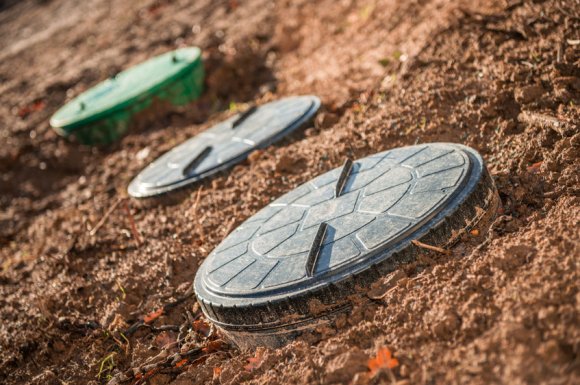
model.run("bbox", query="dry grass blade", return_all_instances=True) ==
[411,239,451,255]
[89,197,126,236]
[123,200,142,245]
[191,186,204,215]
[518,111,576,136]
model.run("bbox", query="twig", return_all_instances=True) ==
[123,200,142,245]
[89,198,126,236]
[191,186,203,215]
[65,234,79,255]
[133,347,205,384]
[223,218,236,236]
[518,111,576,136]
[124,290,195,336]
[411,240,451,255]
[150,324,181,332]
[164,253,173,280]
[505,1,524,12]
[387,367,397,383]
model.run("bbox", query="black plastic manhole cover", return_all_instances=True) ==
[128,95,321,197]
[194,143,499,348]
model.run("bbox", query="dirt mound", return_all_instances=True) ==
[0,0,578,384]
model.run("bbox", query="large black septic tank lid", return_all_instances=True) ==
[194,143,499,348]
[128,95,320,197]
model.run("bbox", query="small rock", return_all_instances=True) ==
[351,372,371,385]
[513,186,527,201]
[274,154,306,173]
[432,311,460,339]
[31,370,59,385]
[211,178,224,190]
[499,120,518,135]
[316,112,340,128]
[514,85,544,104]
[247,149,264,164]
[275,154,293,172]
[495,244,536,270]
[52,339,66,352]
[399,364,410,378]
[367,270,407,299]
[553,76,580,91]
[154,331,177,349]
[219,364,237,384]
[136,147,151,161]
[325,349,368,384]
[538,339,572,365]
[149,373,172,385]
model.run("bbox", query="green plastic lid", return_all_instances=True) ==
[50,47,203,135]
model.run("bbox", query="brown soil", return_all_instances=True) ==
[1,0,578,384]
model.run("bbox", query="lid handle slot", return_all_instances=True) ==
[231,105,258,129]
[306,222,329,277]
[182,146,212,176]
[334,158,353,197]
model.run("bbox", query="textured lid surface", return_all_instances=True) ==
[50,47,202,130]
[128,95,321,197]
[195,143,487,308]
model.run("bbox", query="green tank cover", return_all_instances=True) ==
[50,47,204,145]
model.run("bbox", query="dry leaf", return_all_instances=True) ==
[193,319,211,337]
[17,100,46,118]
[175,358,188,368]
[244,351,264,372]
[144,308,164,324]
[368,347,399,376]
[527,161,542,174]
[202,340,223,353]
[154,331,176,349]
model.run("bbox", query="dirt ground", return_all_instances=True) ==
[0,0,579,384]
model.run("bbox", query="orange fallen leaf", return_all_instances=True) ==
[17,100,46,118]
[143,308,163,324]
[175,358,188,368]
[213,367,222,380]
[368,347,399,376]
[202,340,223,353]
[244,351,264,372]
[135,368,158,382]
[146,3,164,15]
[32,100,46,111]
[144,368,158,380]
[470,229,480,236]
[527,161,542,174]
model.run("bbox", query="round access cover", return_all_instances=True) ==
[128,95,321,198]
[50,47,204,145]
[194,143,499,348]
